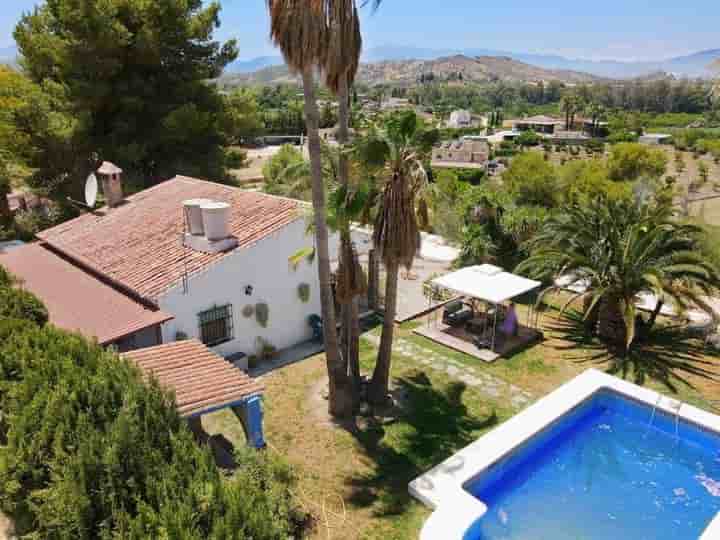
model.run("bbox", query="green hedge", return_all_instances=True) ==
[0,287,48,326]
[0,266,303,539]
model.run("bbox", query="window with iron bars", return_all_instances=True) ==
[198,304,234,346]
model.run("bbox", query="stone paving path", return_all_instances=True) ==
[363,333,534,409]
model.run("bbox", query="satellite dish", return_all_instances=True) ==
[84,173,98,208]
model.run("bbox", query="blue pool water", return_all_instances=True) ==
[464,390,720,540]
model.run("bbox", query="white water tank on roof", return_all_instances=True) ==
[183,199,213,235]
[201,201,231,241]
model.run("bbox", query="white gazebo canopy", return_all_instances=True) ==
[432,264,541,304]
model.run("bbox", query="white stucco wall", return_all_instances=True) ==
[158,219,322,359]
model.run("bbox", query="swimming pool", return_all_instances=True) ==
[410,370,720,540]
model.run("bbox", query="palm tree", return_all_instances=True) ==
[586,101,606,137]
[266,0,352,417]
[356,111,439,405]
[560,92,581,131]
[322,0,365,407]
[518,197,720,352]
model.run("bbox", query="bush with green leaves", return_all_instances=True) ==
[0,269,303,538]
[516,129,541,147]
[502,152,558,207]
[225,148,248,169]
[607,143,667,182]
[0,287,48,326]
[607,130,639,144]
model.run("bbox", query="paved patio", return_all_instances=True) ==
[414,321,543,363]
[246,339,325,377]
[394,257,455,323]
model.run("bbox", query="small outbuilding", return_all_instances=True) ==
[123,339,266,449]
[639,133,672,145]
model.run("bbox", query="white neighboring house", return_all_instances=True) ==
[34,171,324,368]
[447,110,472,128]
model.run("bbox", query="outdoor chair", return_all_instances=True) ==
[308,314,323,342]
[443,300,473,327]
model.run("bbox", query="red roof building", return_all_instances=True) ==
[0,243,172,348]
[123,339,263,417]
[7,174,320,362]
[38,176,300,303]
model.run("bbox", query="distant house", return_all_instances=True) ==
[1,166,325,366]
[381,97,412,111]
[431,139,490,170]
[510,115,564,135]
[447,110,472,128]
[578,118,610,138]
[446,110,488,129]
[639,133,673,145]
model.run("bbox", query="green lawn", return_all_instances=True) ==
[204,308,720,539]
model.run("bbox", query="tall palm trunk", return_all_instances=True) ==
[301,68,353,418]
[369,259,398,405]
[367,249,379,310]
[336,73,362,408]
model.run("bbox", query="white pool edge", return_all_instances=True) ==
[408,368,720,540]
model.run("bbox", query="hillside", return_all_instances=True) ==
[225,46,720,79]
[222,54,603,87]
[359,55,602,85]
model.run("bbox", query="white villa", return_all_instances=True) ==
[1,166,328,367]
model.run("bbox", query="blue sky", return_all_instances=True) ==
[2,0,718,61]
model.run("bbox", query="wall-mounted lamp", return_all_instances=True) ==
[245,285,254,296]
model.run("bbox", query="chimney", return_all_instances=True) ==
[97,161,124,208]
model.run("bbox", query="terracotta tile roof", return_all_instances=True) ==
[37,176,300,303]
[123,339,263,417]
[0,243,173,344]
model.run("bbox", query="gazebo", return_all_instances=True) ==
[416,264,542,362]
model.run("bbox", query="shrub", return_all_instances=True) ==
[12,204,64,242]
[607,143,667,181]
[255,337,277,360]
[0,322,302,539]
[495,140,517,157]
[502,152,558,207]
[516,130,541,147]
[225,148,248,169]
[0,286,48,326]
[585,139,605,154]
[607,130,639,144]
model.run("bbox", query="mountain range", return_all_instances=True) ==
[4,42,718,80]
[223,54,604,87]
[228,45,720,79]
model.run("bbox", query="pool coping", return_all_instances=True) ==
[408,368,720,540]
